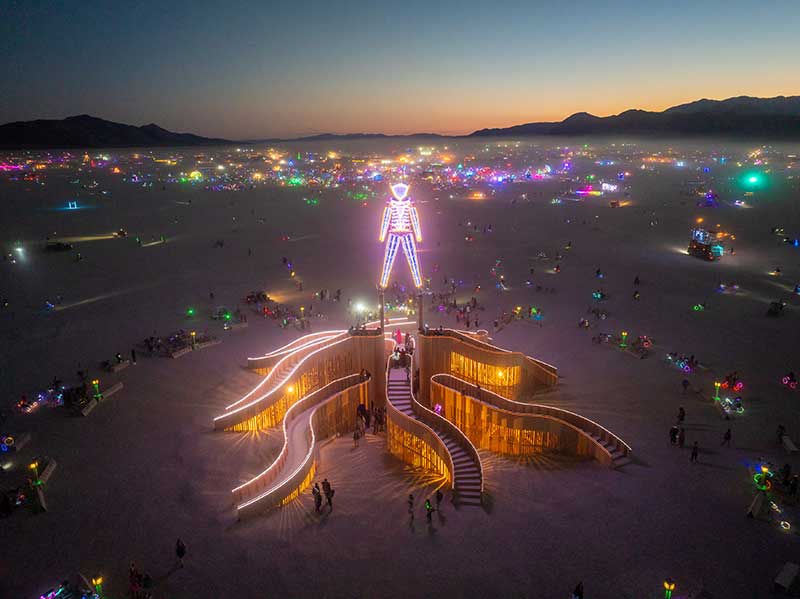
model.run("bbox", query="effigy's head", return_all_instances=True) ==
[390,183,410,201]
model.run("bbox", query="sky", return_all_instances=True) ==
[1,0,799,139]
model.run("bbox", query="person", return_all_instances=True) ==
[323,480,334,510]
[436,489,443,510]
[681,379,689,394]
[408,494,414,519]
[353,428,360,448]
[175,538,187,568]
[131,348,137,365]
[721,428,732,447]
[632,290,640,300]
[425,498,434,522]
[313,483,322,513]
[678,427,685,449]
[669,425,679,446]
[777,424,786,444]
[573,581,584,599]
[690,441,699,463]
[633,275,640,286]
[780,463,792,486]
[115,352,123,364]
[129,562,142,598]
[678,406,686,422]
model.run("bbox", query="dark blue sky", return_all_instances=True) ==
[2,0,798,138]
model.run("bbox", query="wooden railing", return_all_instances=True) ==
[431,373,631,458]
[245,331,348,375]
[383,354,455,486]
[408,357,484,496]
[234,374,368,515]
[214,335,360,430]
[419,329,558,398]
[246,330,346,371]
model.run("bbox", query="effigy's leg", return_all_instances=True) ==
[401,234,422,288]
[380,234,401,288]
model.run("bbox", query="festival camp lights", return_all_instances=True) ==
[754,463,772,491]
[574,186,603,197]
[741,171,766,188]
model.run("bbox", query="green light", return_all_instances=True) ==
[187,307,195,317]
[741,171,765,188]
[287,176,304,186]
[224,312,232,320]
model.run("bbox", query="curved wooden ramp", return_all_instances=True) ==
[234,374,369,518]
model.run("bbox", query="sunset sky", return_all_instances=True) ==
[2,0,799,139]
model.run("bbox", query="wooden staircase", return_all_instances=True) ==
[387,367,483,506]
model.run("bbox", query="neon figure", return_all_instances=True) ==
[379,183,422,288]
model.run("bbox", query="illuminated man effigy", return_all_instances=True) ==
[379,183,422,288]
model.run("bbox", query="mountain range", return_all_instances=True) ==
[469,96,800,138]
[0,114,230,149]
[2,96,800,148]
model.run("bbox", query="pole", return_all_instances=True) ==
[379,289,385,332]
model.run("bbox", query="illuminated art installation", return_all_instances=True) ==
[379,183,422,288]
[212,195,632,518]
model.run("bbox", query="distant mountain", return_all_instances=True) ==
[4,96,800,147]
[469,96,800,138]
[0,115,231,149]
[253,132,446,143]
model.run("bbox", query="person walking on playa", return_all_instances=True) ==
[175,538,187,568]
[721,428,732,447]
[682,379,689,394]
[408,494,415,519]
[678,427,685,449]
[690,441,699,463]
[313,483,322,513]
[435,489,443,511]
[425,498,434,522]
[322,479,334,510]
[131,348,137,365]
[325,485,335,510]
[678,406,686,423]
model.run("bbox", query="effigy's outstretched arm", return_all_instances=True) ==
[410,206,422,242]
[379,205,391,242]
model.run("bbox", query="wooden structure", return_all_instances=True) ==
[215,321,631,517]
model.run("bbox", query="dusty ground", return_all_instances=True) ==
[1,139,799,598]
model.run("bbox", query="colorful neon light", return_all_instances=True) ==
[379,183,422,288]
